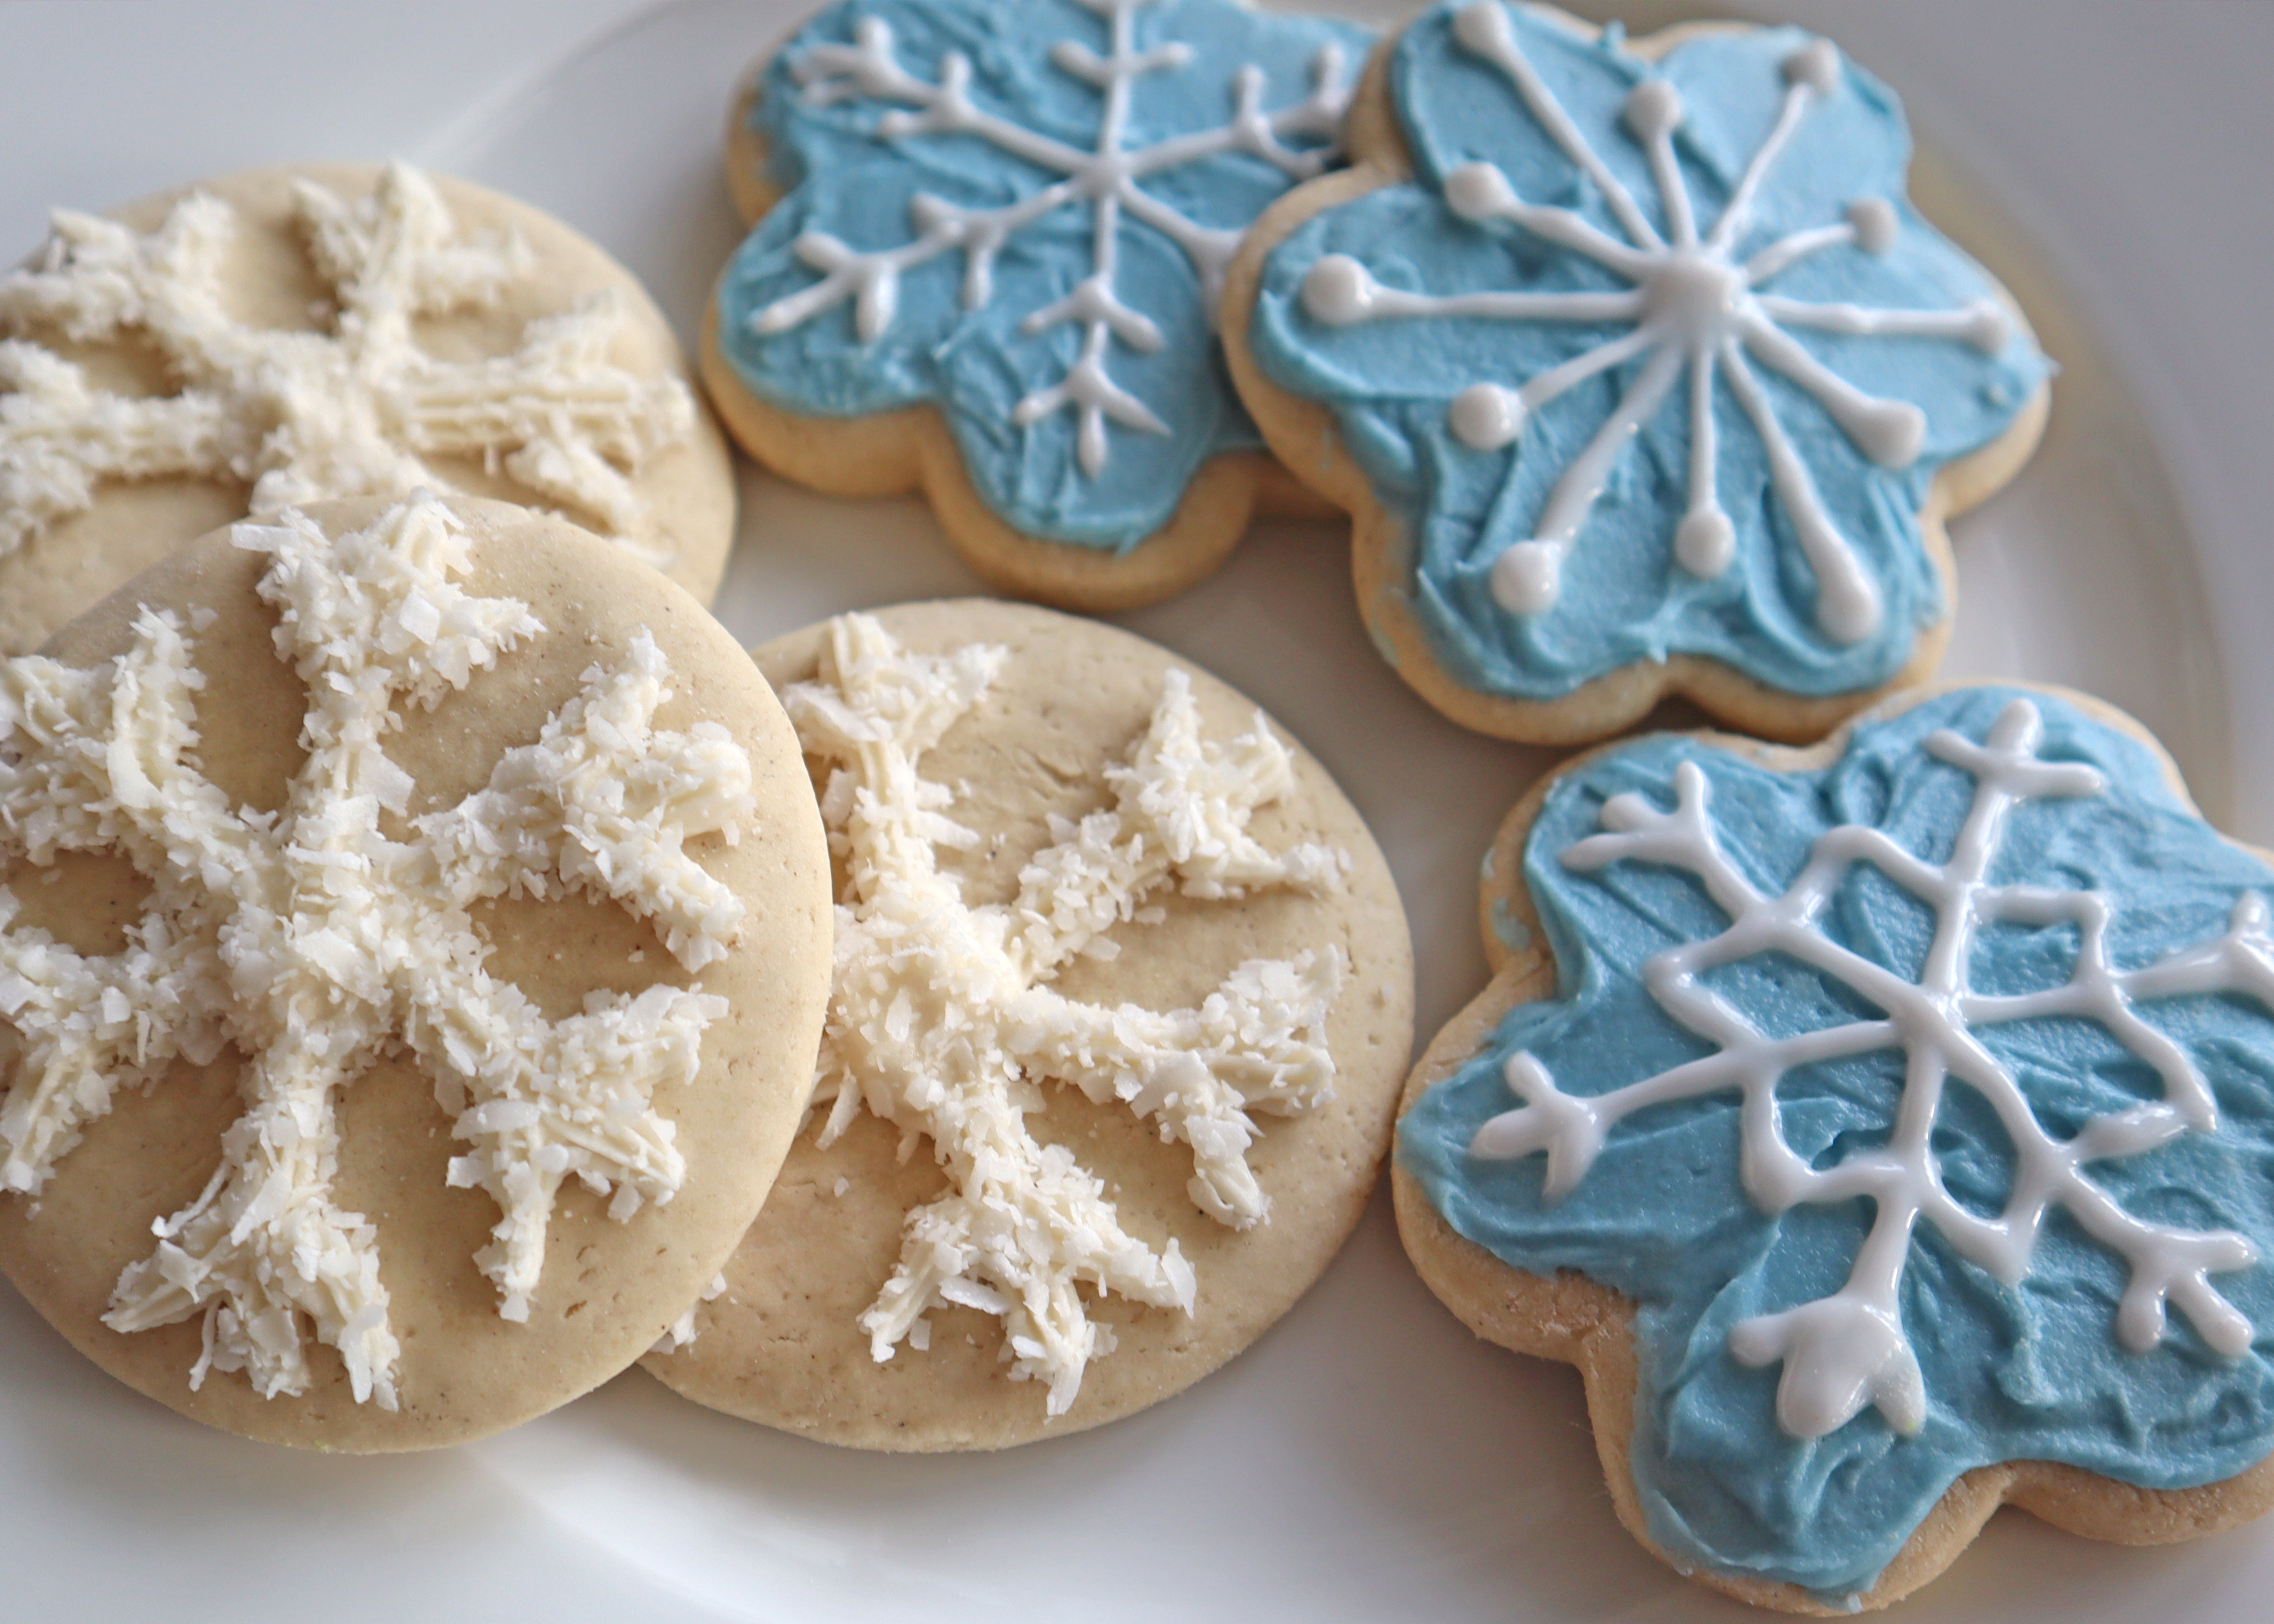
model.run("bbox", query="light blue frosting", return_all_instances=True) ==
[1248,3,2050,701]
[1400,688,2274,1598]
[718,0,1371,552]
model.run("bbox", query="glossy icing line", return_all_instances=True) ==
[1302,2,2004,640]
[1473,697,2265,1439]
[722,0,1367,549]
[758,0,1347,475]
[1246,3,2047,702]
[1399,687,2274,1595]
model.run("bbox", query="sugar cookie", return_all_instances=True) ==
[1227,2,2049,744]
[0,494,830,1449]
[647,599,1412,1447]
[705,0,1368,610]
[1397,683,2274,1610]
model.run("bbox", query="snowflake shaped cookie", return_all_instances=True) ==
[1399,687,2274,1604]
[0,496,756,1416]
[711,0,1368,601]
[0,162,713,649]
[1238,2,2048,741]
[775,612,1347,1415]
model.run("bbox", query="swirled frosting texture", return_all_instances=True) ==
[1249,3,2048,701]
[1401,688,2274,1598]
[719,0,1369,552]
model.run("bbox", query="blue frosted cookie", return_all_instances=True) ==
[1395,684,2274,1610]
[707,0,1371,609]
[1227,2,2049,743]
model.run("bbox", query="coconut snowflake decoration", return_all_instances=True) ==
[0,162,697,572]
[1399,687,2274,1596]
[0,495,754,1410]
[716,0,1368,550]
[1244,1,2048,712]
[781,612,1346,1413]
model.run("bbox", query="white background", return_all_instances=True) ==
[2,2,2272,1619]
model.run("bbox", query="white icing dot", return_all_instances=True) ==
[1303,7,2034,673]
[1300,254,1377,325]
[1816,565,1882,645]
[1444,160,1516,222]
[1846,197,1898,255]
[1962,300,2012,354]
[1674,508,1735,578]
[1623,79,1683,143]
[1851,399,1927,470]
[1490,540,1562,615]
[1783,39,1841,94]
[1452,0,1514,58]
[1448,382,1528,450]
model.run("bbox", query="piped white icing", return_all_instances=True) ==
[0,162,696,569]
[757,0,1352,476]
[1299,1,2012,641]
[784,612,1346,1414]
[1470,698,2268,1439]
[0,494,753,1407]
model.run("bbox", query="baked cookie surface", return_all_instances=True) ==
[0,162,736,655]
[0,494,832,1450]
[1396,683,2274,1610]
[645,599,1413,1447]
[706,0,1368,610]
[1228,2,2049,744]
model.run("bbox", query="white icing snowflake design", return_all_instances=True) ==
[0,162,695,569]
[785,613,1346,1414]
[0,496,752,1408]
[753,0,1353,476]
[1299,0,2012,639]
[1472,698,2272,1439]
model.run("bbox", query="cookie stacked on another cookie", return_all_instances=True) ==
[647,600,1414,1446]
[7,11,2259,1620]
[1226,0,2049,744]
[0,493,833,1448]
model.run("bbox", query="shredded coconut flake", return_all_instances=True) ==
[649,1270,730,1355]
[786,613,1346,1416]
[0,493,753,1408]
[0,162,696,569]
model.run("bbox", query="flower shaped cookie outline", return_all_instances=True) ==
[1245,2,2048,712]
[717,0,1368,555]
[1399,687,2274,1597]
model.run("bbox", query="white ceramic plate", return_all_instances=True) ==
[3,3,2272,1619]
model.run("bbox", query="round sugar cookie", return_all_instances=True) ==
[1224,1,2051,745]
[1394,682,2274,1612]
[702,0,1367,612]
[0,161,737,655]
[0,493,832,1451]
[645,599,1414,1448]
